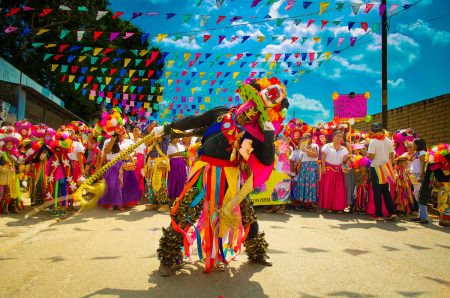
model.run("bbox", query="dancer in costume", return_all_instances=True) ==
[97,109,141,211]
[25,124,54,206]
[45,129,77,214]
[157,77,289,276]
[0,126,23,213]
[66,122,88,187]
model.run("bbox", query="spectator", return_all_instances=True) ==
[319,130,348,213]
[367,123,397,221]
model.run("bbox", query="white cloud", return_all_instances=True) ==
[154,36,201,50]
[376,78,406,89]
[331,56,380,75]
[399,20,450,46]
[268,0,288,19]
[214,24,265,49]
[352,54,364,61]
[366,32,420,72]
[287,93,330,124]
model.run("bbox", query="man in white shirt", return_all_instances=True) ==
[367,123,397,221]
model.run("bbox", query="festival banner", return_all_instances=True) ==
[250,171,291,206]
[332,92,370,120]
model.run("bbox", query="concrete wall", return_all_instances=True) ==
[0,81,81,128]
[353,94,450,145]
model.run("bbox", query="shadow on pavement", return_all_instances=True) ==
[82,262,268,298]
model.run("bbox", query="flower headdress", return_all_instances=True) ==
[0,126,22,148]
[97,107,126,136]
[428,144,450,170]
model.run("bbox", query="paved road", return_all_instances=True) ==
[1,205,449,298]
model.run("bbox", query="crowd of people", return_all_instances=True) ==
[0,109,448,226]
[0,109,196,216]
[275,118,450,225]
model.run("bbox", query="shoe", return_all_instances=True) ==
[388,214,398,221]
[419,219,429,224]
[371,216,384,221]
[157,204,170,213]
[145,204,159,211]
[158,264,173,277]
[410,217,421,222]
[250,257,273,266]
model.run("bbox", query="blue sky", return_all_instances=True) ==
[109,0,450,125]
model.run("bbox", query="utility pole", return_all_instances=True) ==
[381,0,388,129]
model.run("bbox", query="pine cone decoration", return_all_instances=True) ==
[243,232,269,261]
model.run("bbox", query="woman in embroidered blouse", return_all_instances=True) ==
[318,130,348,212]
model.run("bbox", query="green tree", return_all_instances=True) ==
[1,0,163,122]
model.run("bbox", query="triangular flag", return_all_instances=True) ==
[379,4,386,16]
[60,29,70,39]
[350,37,357,46]
[338,37,344,47]
[216,0,226,8]
[241,36,251,43]
[336,2,345,11]
[291,36,299,43]
[93,31,103,41]
[141,33,150,45]
[108,32,119,42]
[183,14,192,23]
[303,1,312,9]
[360,22,369,32]
[203,35,212,42]
[351,3,362,15]
[77,31,85,41]
[39,9,53,17]
[321,20,328,30]
[285,0,296,11]
[132,12,143,19]
[44,54,53,61]
[364,4,374,13]
[257,36,266,42]
[371,23,380,34]
[123,32,134,39]
[6,7,21,16]
[251,0,262,7]
[390,4,399,15]
[200,15,210,27]
[96,11,108,20]
[112,12,124,19]
[319,2,330,15]
[166,13,176,19]
[348,22,355,30]
[37,29,50,36]
[307,19,315,28]
[327,36,334,47]
[157,34,168,43]
[93,48,103,56]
